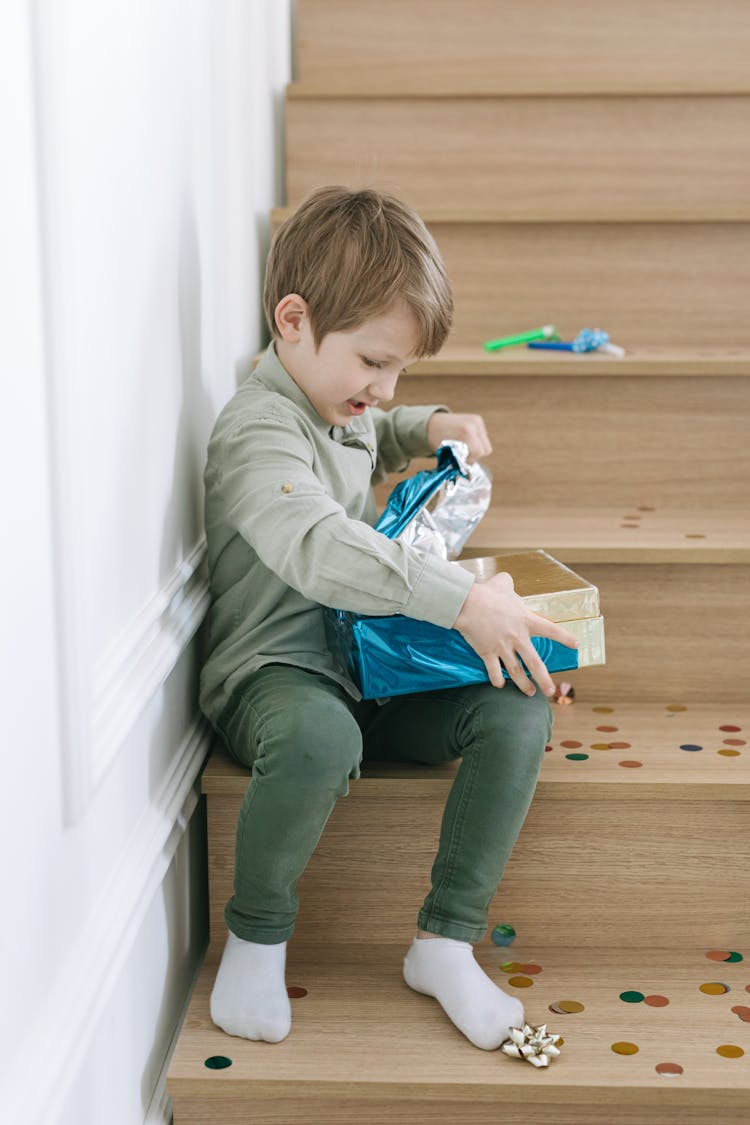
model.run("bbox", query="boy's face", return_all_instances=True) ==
[275,297,421,428]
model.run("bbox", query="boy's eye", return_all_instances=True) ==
[361,356,383,369]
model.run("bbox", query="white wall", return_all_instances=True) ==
[0,2,291,1121]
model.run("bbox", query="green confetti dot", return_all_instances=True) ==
[565,753,589,761]
[491,923,516,946]
[204,1056,232,1069]
[726,952,744,963]
[620,990,645,1003]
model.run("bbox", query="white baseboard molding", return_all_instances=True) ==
[0,715,213,1125]
[92,539,210,793]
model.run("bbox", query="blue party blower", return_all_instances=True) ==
[325,445,605,699]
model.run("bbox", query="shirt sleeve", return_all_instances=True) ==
[370,404,449,484]
[213,409,474,628]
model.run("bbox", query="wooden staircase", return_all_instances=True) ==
[168,2,750,1120]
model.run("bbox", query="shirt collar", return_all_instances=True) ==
[252,340,372,442]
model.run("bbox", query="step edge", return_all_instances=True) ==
[272,206,750,225]
[287,84,750,100]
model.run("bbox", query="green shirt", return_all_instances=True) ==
[199,341,475,724]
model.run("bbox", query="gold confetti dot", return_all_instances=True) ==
[508,975,534,988]
[718,749,741,757]
[612,1042,639,1055]
[590,742,612,750]
[500,961,524,973]
[592,706,615,714]
[666,704,687,712]
[716,1045,744,1058]
[557,1000,585,1013]
[700,982,730,995]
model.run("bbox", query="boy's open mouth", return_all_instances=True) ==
[346,399,368,416]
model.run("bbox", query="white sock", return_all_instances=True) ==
[403,936,524,1050]
[209,931,291,1043]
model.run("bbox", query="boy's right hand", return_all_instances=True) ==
[454,572,580,697]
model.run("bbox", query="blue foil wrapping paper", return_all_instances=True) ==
[324,442,586,700]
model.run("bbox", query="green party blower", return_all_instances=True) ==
[484,325,559,351]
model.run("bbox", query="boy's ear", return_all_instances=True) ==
[275,293,309,341]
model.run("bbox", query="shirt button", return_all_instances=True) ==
[281,481,293,494]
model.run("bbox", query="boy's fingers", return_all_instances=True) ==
[484,656,506,689]
[530,614,579,650]
[499,649,536,697]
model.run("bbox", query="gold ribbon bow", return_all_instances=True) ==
[501,1023,562,1068]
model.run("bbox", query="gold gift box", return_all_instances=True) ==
[457,549,606,668]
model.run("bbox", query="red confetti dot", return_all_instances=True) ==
[619,760,643,768]
[545,744,554,752]
[719,725,742,732]
[596,726,618,732]
[520,964,543,975]
[644,995,670,1007]
[287,986,308,998]
[561,740,583,748]
[706,950,732,961]
[731,1005,750,1022]
[609,742,631,749]
[656,1062,683,1076]
[723,739,746,746]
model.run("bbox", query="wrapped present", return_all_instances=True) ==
[324,444,605,699]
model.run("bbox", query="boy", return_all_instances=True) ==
[200,186,578,1051]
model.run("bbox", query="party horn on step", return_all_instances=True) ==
[528,328,626,357]
[484,325,559,351]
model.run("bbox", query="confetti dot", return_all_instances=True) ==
[706,950,733,962]
[592,706,614,714]
[565,753,589,761]
[731,1005,750,1021]
[596,726,619,732]
[609,741,632,749]
[667,705,687,712]
[545,744,554,752]
[491,923,516,946]
[638,506,655,512]
[685,534,706,539]
[717,1045,745,1058]
[620,991,645,1003]
[500,961,524,973]
[718,749,741,757]
[655,1062,683,1076]
[287,986,308,998]
[621,523,639,529]
[590,742,611,751]
[700,982,730,995]
[644,995,670,1007]
[723,738,746,746]
[624,515,642,521]
[550,1000,585,1014]
[520,964,543,975]
[561,740,583,748]
[508,975,534,988]
[619,760,643,768]
[725,952,744,963]
[204,1056,233,1069]
[720,725,742,732]
[680,744,703,752]
[612,1042,639,1055]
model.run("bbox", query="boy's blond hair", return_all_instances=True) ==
[264,186,453,356]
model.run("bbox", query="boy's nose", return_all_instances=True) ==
[371,373,398,403]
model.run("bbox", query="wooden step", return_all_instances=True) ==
[286,93,750,216]
[167,942,750,1123]
[382,369,750,509]
[202,703,749,952]
[419,221,750,348]
[270,213,750,347]
[296,0,750,96]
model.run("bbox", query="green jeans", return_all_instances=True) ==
[213,664,553,944]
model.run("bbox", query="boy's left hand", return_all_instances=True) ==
[427,411,493,462]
